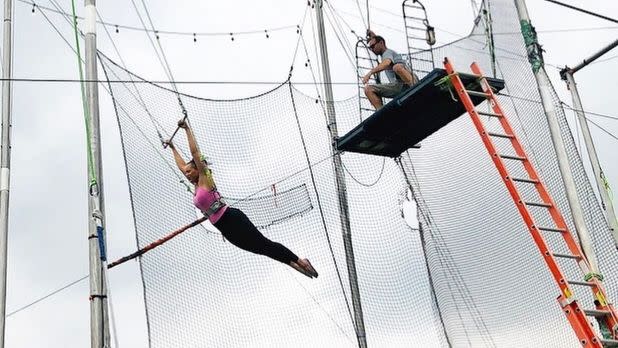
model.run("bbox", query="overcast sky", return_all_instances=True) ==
[1,0,617,347]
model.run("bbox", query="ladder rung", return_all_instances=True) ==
[525,201,552,208]
[357,57,375,61]
[538,226,567,233]
[499,154,526,161]
[409,57,434,62]
[404,16,425,21]
[552,253,580,260]
[600,338,618,347]
[466,90,489,98]
[407,37,428,41]
[511,177,539,184]
[488,131,514,139]
[360,107,374,111]
[584,309,611,317]
[405,26,426,32]
[403,4,424,10]
[478,111,502,118]
[568,280,594,287]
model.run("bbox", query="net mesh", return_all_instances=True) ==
[100,0,618,347]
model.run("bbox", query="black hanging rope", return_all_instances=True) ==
[287,80,358,333]
[544,0,618,24]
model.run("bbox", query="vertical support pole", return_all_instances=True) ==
[514,0,598,271]
[314,1,367,346]
[563,70,618,249]
[0,1,14,346]
[84,1,111,347]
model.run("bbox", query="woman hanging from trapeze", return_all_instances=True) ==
[165,119,319,279]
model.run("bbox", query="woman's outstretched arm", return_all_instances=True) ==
[164,140,187,172]
[178,119,207,175]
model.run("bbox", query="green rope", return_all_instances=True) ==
[71,0,97,186]
[519,20,543,73]
[433,74,453,91]
[601,171,613,200]
[584,272,604,282]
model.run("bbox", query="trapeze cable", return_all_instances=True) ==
[323,4,357,72]
[394,157,454,348]
[365,0,370,30]
[99,61,194,192]
[96,9,168,144]
[543,0,618,25]
[288,272,356,343]
[288,5,310,76]
[353,0,367,30]
[308,8,326,100]
[128,0,192,149]
[401,153,497,346]
[31,0,193,193]
[287,81,357,333]
[297,30,328,117]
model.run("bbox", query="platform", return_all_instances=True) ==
[336,68,505,157]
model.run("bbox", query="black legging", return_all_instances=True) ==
[213,207,298,264]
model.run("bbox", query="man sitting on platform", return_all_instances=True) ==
[362,29,418,110]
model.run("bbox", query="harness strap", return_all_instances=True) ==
[202,195,226,218]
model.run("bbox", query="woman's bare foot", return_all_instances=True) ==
[289,261,314,278]
[297,258,318,278]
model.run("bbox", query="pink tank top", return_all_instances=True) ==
[193,186,228,224]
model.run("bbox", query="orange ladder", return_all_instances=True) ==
[443,57,618,347]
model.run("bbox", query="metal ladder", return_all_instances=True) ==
[444,57,618,348]
[402,0,435,79]
[355,38,381,121]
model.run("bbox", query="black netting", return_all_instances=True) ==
[101,0,618,347]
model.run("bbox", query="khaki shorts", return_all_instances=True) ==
[370,82,406,98]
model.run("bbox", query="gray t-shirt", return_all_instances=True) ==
[380,48,408,83]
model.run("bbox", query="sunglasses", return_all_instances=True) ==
[369,42,378,49]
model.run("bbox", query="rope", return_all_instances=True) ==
[353,0,367,30]
[543,0,618,24]
[401,152,498,347]
[308,6,325,100]
[288,5,310,76]
[341,156,386,187]
[323,5,357,72]
[131,0,190,145]
[394,157,454,348]
[6,275,89,317]
[70,0,96,186]
[298,31,329,121]
[287,269,356,343]
[365,0,370,30]
[399,154,473,347]
[20,0,299,38]
[581,116,618,141]
[0,77,377,85]
[287,81,357,331]
[103,270,121,348]
[96,8,168,145]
